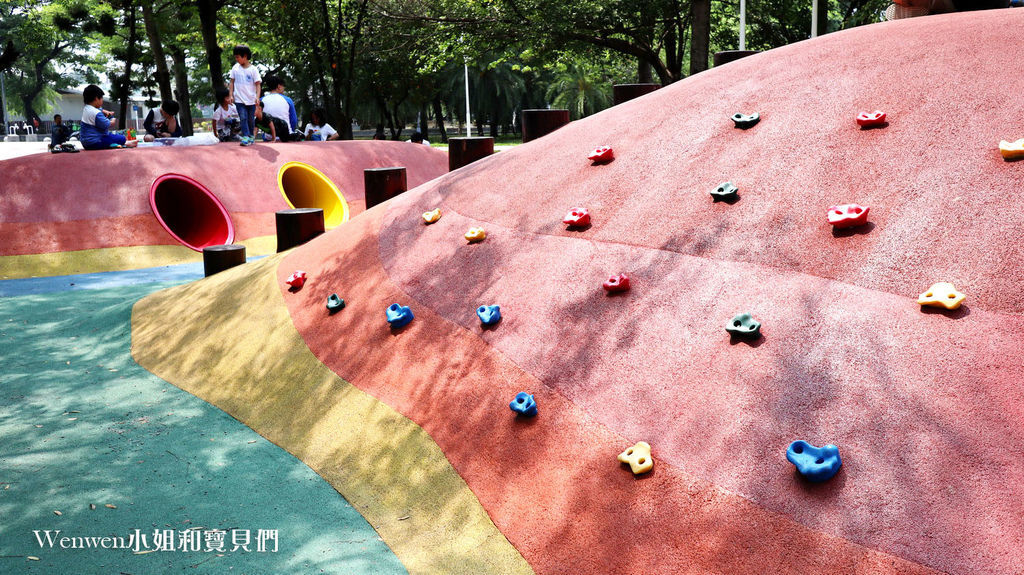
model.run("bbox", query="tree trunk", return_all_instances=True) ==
[142,2,172,101]
[171,48,193,136]
[638,59,653,83]
[338,0,370,140]
[197,0,223,93]
[432,94,447,143]
[118,1,138,129]
[418,102,428,135]
[689,0,711,75]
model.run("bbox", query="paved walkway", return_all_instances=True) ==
[0,273,405,574]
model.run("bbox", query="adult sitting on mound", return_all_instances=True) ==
[143,100,182,139]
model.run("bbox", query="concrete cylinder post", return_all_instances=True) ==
[203,244,246,277]
[276,208,325,252]
[612,84,661,106]
[521,109,570,142]
[448,137,495,171]
[364,167,408,209]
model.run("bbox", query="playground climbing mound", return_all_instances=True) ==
[132,9,1024,575]
[0,141,447,276]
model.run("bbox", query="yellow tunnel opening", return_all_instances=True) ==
[277,161,350,228]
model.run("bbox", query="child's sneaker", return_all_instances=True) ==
[240,136,252,146]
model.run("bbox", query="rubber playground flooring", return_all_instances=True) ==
[0,271,405,574]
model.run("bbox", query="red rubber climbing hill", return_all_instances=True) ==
[270,9,1024,575]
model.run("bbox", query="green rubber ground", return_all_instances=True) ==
[0,282,406,574]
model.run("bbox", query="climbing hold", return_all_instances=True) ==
[465,227,487,243]
[999,139,1024,160]
[826,204,870,228]
[509,392,537,416]
[786,440,842,482]
[618,441,654,475]
[603,273,631,293]
[477,305,502,326]
[710,182,739,202]
[587,146,614,162]
[385,303,414,328]
[285,271,307,289]
[726,312,761,338]
[563,207,591,227]
[422,208,442,224]
[326,294,345,313]
[856,110,886,127]
[732,112,760,129]
[917,282,965,310]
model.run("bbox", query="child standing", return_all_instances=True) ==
[228,45,261,147]
[212,87,240,142]
[79,85,137,150]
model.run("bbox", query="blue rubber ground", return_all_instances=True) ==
[0,269,405,574]
[0,258,265,297]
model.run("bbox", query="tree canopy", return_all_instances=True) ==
[0,0,890,136]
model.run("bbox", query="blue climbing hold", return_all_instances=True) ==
[509,392,537,416]
[732,112,760,129]
[786,440,841,482]
[326,294,345,313]
[385,303,414,328]
[477,305,501,326]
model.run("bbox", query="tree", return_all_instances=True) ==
[2,0,112,123]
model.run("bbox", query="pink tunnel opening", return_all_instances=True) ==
[149,174,235,251]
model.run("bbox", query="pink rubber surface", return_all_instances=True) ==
[276,11,1024,575]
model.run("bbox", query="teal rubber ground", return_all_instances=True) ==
[0,281,405,574]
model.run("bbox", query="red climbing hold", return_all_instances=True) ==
[286,271,308,288]
[603,273,631,293]
[827,204,870,228]
[587,146,614,162]
[563,207,591,227]
[856,110,886,127]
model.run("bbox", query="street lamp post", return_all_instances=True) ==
[811,0,820,38]
[464,62,471,137]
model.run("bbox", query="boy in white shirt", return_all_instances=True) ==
[228,45,261,146]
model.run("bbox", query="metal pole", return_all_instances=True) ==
[739,0,746,51]
[464,62,471,137]
[811,0,819,38]
[0,72,8,133]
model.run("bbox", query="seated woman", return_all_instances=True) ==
[143,100,183,139]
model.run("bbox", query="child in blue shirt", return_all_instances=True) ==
[79,85,137,150]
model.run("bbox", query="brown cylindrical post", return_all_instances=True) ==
[276,208,325,252]
[613,83,661,105]
[713,50,760,67]
[203,244,246,277]
[364,167,408,209]
[448,137,494,171]
[521,109,570,143]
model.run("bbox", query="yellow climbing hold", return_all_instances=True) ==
[999,139,1024,160]
[917,282,966,310]
[423,208,442,224]
[617,441,654,475]
[465,227,487,243]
